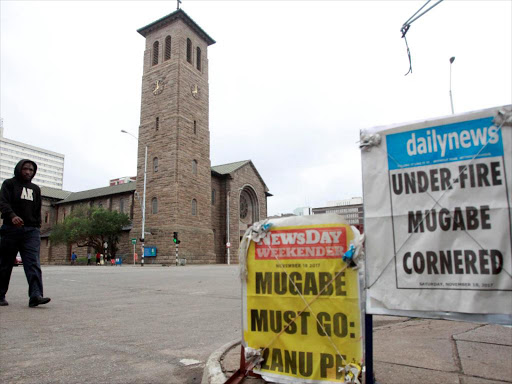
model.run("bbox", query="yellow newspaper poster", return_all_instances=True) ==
[242,216,363,383]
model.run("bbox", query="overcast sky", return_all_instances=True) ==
[1,0,510,215]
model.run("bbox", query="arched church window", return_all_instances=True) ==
[192,160,197,175]
[186,38,192,64]
[240,195,249,219]
[164,36,172,60]
[155,116,159,130]
[194,120,197,134]
[153,157,158,172]
[192,199,197,216]
[211,189,216,205]
[196,47,201,70]
[152,41,159,66]
[152,197,158,214]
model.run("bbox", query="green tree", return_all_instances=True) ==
[50,207,131,257]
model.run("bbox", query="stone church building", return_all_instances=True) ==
[38,9,270,265]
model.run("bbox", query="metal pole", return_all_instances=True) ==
[449,57,455,115]
[226,192,230,265]
[133,243,136,266]
[141,145,147,267]
[175,243,179,266]
[120,130,147,268]
[365,314,374,384]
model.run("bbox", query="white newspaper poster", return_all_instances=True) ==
[362,106,512,318]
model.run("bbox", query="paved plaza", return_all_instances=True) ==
[2,265,511,384]
[0,265,242,384]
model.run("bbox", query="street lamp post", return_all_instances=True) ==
[449,56,455,115]
[121,129,147,267]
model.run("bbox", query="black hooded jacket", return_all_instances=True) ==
[0,159,42,227]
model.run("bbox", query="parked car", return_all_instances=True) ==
[14,253,22,266]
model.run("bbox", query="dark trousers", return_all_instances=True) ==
[0,225,43,299]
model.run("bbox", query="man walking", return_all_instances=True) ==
[0,159,50,307]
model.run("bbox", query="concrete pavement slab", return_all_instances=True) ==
[373,361,461,384]
[461,377,511,384]
[457,340,512,382]
[454,324,512,346]
[373,319,478,372]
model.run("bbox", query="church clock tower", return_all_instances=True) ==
[134,9,216,263]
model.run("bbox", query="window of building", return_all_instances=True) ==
[152,41,159,66]
[155,116,159,130]
[211,189,216,205]
[193,120,197,134]
[191,199,197,216]
[164,36,172,60]
[196,47,201,70]
[120,199,125,214]
[44,212,49,223]
[152,197,158,214]
[153,157,159,172]
[186,38,192,64]
[192,160,197,175]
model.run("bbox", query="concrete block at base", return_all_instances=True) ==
[202,340,239,384]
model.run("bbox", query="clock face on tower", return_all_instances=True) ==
[190,84,200,99]
[153,79,165,95]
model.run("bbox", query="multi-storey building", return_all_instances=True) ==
[312,197,364,229]
[0,120,65,189]
[109,176,136,186]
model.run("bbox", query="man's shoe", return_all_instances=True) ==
[29,296,51,307]
[0,297,8,306]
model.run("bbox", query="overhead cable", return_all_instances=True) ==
[401,0,445,76]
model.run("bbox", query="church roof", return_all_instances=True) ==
[212,160,271,195]
[46,160,269,204]
[211,160,251,175]
[55,182,136,205]
[41,186,72,200]
[137,9,216,46]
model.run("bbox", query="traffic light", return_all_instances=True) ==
[173,232,181,244]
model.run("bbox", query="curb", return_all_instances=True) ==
[201,339,240,384]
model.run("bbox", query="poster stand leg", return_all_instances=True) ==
[224,345,263,384]
[365,314,375,384]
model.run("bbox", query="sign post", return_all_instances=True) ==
[362,105,512,323]
[131,238,136,265]
[238,215,363,383]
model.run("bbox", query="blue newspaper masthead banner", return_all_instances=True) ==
[386,117,503,170]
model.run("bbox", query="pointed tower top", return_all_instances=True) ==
[137,9,215,46]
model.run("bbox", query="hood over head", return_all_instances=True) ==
[14,159,38,182]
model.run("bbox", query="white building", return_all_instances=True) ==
[0,120,65,189]
[109,176,136,186]
[312,197,364,228]
[326,197,363,207]
[293,206,312,216]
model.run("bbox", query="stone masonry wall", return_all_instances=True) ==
[132,17,215,264]
[226,163,268,264]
